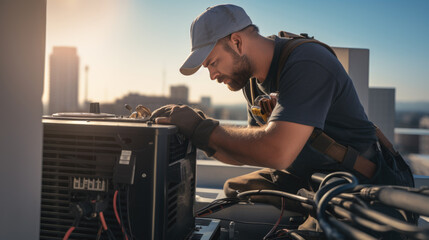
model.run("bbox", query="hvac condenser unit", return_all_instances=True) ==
[40,116,196,240]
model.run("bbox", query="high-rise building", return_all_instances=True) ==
[48,47,79,114]
[368,88,395,142]
[170,85,189,104]
[332,47,369,113]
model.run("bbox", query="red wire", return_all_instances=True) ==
[62,226,75,240]
[99,212,108,231]
[113,190,129,240]
[113,190,121,224]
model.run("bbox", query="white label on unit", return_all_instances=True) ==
[120,150,132,165]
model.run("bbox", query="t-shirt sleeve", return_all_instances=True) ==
[269,60,337,129]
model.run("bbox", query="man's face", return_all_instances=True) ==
[202,41,253,91]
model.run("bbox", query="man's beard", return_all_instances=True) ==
[218,52,253,92]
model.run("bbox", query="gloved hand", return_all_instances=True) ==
[150,104,177,120]
[150,104,206,120]
[152,105,219,156]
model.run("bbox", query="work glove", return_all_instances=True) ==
[150,104,176,120]
[152,105,219,156]
[150,104,207,120]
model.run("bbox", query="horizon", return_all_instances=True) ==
[44,0,429,106]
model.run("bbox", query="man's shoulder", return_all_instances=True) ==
[281,41,340,73]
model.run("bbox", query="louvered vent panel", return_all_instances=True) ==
[40,132,128,240]
[166,136,195,234]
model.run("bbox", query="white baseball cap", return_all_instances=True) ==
[180,4,252,75]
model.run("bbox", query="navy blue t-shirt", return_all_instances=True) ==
[245,36,377,180]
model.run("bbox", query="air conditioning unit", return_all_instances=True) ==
[40,115,196,240]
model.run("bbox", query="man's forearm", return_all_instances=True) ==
[212,150,245,166]
[208,125,279,168]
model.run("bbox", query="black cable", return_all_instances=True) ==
[96,224,102,240]
[196,198,243,217]
[348,203,429,239]
[327,215,377,240]
[126,186,135,240]
[331,192,429,239]
[329,203,392,232]
[237,189,313,205]
[336,193,369,209]
[269,229,324,240]
[360,186,429,216]
[316,172,358,240]
[263,197,285,240]
[314,172,357,204]
[107,228,117,240]
[199,216,297,228]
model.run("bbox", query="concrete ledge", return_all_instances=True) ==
[196,160,261,189]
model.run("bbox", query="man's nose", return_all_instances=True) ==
[209,69,219,81]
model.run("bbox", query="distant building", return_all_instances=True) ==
[200,96,212,108]
[368,88,395,142]
[332,47,369,113]
[170,85,189,104]
[49,47,79,114]
[420,116,429,154]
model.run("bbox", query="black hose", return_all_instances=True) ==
[361,186,429,216]
[315,172,358,240]
[327,216,377,240]
[330,204,392,232]
[237,189,313,205]
[337,198,429,239]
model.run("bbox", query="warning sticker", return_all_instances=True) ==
[120,150,132,165]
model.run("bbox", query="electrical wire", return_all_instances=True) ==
[199,216,297,228]
[263,197,285,240]
[62,209,81,240]
[118,190,130,240]
[99,211,117,240]
[126,186,135,240]
[96,225,103,240]
[62,226,75,240]
[237,189,313,205]
[195,197,242,217]
[99,212,108,231]
[113,190,129,240]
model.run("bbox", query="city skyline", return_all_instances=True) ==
[44,0,429,106]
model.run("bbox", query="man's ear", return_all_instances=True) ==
[230,32,243,55]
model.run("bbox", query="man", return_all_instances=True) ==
[153,4,414,220]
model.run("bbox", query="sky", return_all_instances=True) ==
[44,0,429,106]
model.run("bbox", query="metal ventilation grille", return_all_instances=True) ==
[169,136,188,164]
[41,132,127,240]
[166,136,195,234]
[167,181,180,230]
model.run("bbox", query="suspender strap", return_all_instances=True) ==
[310,130,377,179]
[276,33,337,88]
[375,125,398,156]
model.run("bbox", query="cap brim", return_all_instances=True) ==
[180,43,216,76]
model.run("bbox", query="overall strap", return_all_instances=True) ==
[276,31,337,89]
